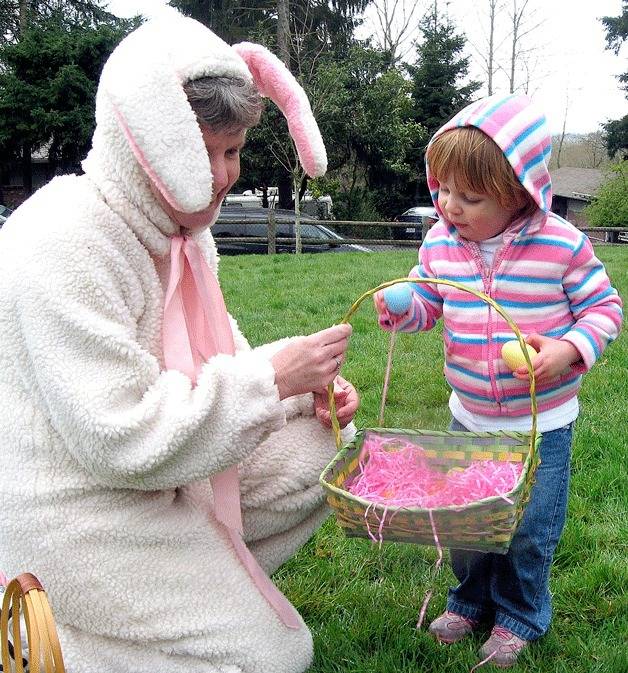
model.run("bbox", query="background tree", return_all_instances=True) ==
[405,8,480,202]
[603,116,628,161]
[0,0,116,45]
[310,45,424,222]
[467,0,503,96]
[600,1,628,160]
[167,1,275,44]
[170,0,373,222]
[370,0,427,64]
[0,14,131,193]
[407,10,480,139]
[549,131,609,170]
[0,0,129,198]
[601,0,628,93]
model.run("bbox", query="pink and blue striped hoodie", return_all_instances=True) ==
[402,94,623,417]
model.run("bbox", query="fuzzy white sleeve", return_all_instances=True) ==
[228,315,316,420]
[16,234,288,491]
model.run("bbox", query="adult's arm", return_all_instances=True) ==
[16,227,288,491]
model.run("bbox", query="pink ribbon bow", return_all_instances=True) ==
[162,235,301,629]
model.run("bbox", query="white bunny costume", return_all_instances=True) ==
[0,11,351,673]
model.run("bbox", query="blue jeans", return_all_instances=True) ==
[446,418,574,641]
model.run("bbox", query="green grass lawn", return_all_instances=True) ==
[221,247,628,673]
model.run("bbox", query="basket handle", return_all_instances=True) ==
[328,277,538,458]
[1,573,66,673]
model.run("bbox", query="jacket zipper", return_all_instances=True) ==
[461,238,512,412]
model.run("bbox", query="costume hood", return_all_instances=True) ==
[426,94,552,222]
[83,8,327,217]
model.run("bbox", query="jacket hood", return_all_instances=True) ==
[82,8,327,250]
[426,94,552,225]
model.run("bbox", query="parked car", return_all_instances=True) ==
[392,206,438,240]
[0,204,13,228]
[212,206,371,254]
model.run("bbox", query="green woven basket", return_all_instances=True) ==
[319,277,541,555]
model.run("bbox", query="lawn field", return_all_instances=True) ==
[221,247,627,673]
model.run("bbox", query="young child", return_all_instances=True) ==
[374,93,623,668]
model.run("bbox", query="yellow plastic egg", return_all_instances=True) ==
[501,340,538,371]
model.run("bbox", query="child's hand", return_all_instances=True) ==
[512,333,581,383]
[313,375,359,428]
[373,290,414,332]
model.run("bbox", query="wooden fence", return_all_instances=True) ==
[213,214,628,254]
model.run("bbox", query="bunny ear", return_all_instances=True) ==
[100,19,213,213]
[233,42,327,177]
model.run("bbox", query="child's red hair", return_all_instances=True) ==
[427,127,538,218]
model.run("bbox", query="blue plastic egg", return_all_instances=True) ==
[383,283,413,315]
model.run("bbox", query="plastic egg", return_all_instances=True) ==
[383,283,413,315]
[501,340,538,371]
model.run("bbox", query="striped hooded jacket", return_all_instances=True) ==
[401,94,623,417]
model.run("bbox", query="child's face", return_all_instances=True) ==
[437,174,517,242]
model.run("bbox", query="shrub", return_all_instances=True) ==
[584,162,628,226]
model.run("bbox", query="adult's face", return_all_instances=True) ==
[152,126,246,231]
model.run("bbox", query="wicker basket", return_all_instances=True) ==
[320,277,541,555]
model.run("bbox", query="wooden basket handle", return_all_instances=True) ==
[328,277,538,457]
[1,573,66,673]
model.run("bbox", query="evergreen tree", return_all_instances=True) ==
[0,0,117,45]
[600,1,628,160]
[0,13,133,193]
[405,10,480,202]
[167,1,275,44]
[601,0,628,92]
[407,10,480,139]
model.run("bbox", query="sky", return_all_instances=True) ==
[104,0,627,135]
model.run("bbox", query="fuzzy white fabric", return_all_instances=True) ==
[0,12,351,673]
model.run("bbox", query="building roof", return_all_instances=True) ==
[550,167,604,201]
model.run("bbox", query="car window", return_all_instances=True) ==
[243,222,268,237]
[275,222,294,238]
[300,224,328,239]
[212,221,242,236]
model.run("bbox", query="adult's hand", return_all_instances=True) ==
[313,375,359,428]
[271,324,352,400]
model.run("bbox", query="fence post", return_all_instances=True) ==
[267,208,276,255]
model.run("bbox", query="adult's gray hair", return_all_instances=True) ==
[183,76,264,133]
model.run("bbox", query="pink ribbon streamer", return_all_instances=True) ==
[163,235,301,630]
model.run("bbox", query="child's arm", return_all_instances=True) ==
[560,236,623,369]
[514,236,622,382]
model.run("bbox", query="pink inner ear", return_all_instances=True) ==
[233,42,325,177]
[112,104,185,211]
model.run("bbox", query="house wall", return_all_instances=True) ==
[552,195,591,227]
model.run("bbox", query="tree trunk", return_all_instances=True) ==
[293,170,302,254]
[21,142,33,196]
[487,0,496,95]
[267,207,276,255]
[18,0,28,38]
[278,174,292,209]
[509,7,517,93]
[277,0,290,66]
[556,93,569,169]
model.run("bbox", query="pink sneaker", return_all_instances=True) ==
[428,610,479,643]
[479,626,528,668]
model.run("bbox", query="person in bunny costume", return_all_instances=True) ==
[0,10,358,673]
